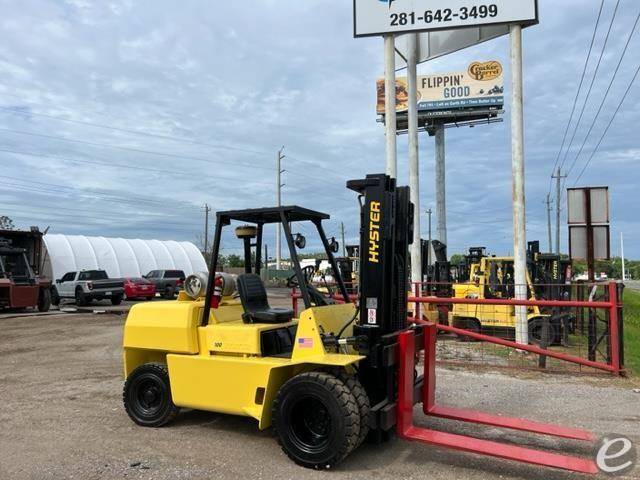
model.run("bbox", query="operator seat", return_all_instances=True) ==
[237,274,295,324]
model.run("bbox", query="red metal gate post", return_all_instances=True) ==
[422,322,436,413]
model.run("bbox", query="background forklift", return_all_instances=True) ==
[449,243,573,345]
[122,174,597,473]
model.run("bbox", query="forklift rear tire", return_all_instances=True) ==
[123,363,180,428]
[272,372,360,469]
[528,318,561,346]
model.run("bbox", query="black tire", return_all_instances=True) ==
[163,286,175,300]
[38,288,51,312]
[75,288,87,306]
[455,317,481,342]
[528,317,561,345]
[51,287,60,307]
[331,369,370,448]
[272,372,360,469]
[111,294,123,306]
[123,363,180,428]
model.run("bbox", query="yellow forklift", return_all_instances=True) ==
[449,253,561,344]
[121,174,596,473]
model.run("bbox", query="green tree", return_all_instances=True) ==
[226,254,244,268]
[450,253,465,265]
[0,216,15,230]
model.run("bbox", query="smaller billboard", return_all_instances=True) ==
[377,60,504,114]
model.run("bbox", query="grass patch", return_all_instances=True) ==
[623,289,640,376]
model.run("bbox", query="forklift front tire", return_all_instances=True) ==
[123,363,180,428]
[331,369,370,447]
[273,372,360,469]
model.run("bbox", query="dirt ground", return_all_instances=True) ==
[1,294,639,479]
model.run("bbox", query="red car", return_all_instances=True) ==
[123,277,156,301]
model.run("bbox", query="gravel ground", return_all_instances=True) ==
[0,295,638,480]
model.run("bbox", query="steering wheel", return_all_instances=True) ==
[286,265,316,288]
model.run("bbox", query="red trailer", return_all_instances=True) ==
[0,229,51,312]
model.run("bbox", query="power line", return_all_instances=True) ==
[565,7,640,179]
[0,147,272,186]
[0,127,273,172]
[0,174,197,210]
[548,0,605,195]
[0,105,270,156]
[558,0,621,174]
[573,61,640,185]
[0,200,200,226]
[0,126,335,185]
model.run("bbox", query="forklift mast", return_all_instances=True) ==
[347,173,413,338]
[347,174,414,436]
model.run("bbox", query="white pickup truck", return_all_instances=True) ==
[53,270,125,306]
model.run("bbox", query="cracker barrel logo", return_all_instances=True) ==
[468,61,503,81]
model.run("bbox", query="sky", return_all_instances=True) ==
[0,0,638,259]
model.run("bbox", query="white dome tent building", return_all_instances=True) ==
[41,234,207,282]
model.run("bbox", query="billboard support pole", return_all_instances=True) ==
[510,24,528,345]
[435,125,447,245]
[384,34,397,178]
[407,33,422,306]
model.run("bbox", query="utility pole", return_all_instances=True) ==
[340,222,346,257]
[621,233,626,282]
[264,244,269,281]
[276,147,285,270]
[204,203,211,254]
[407,33,421,296]
[510,24,528,345]
[552,167,567,256]
[434,125,447,246]
[426,208,433,274]
[384,34,397,178]
[546,194,553,253]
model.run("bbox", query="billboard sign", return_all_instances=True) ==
[569,226,610,261]
[567,187,611,262]
[567,187,609,224]
[354,0,539,38]
[376,60,504,114]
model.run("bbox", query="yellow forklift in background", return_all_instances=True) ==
[449,252,561,344]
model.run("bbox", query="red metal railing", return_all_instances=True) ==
[408,281,624,376]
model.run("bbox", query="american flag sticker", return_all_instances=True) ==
[298,338,314,349]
